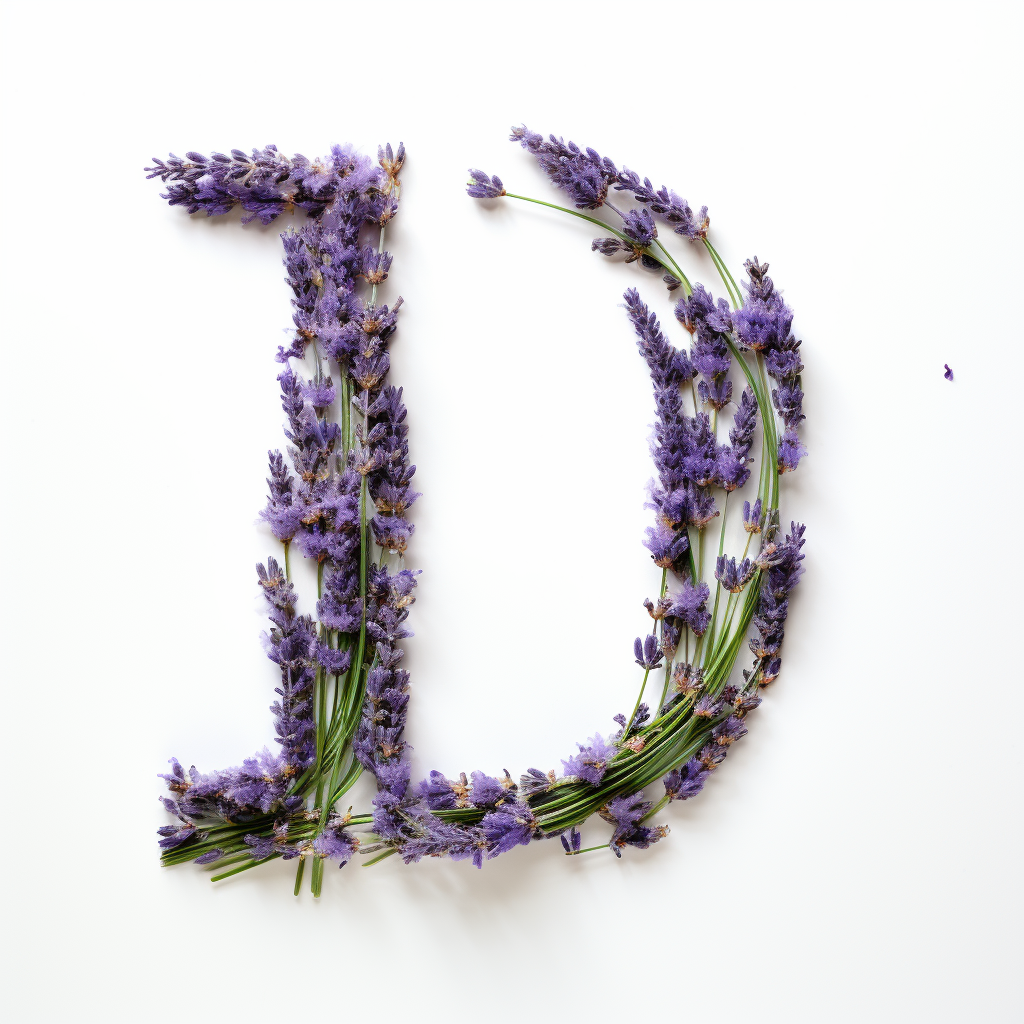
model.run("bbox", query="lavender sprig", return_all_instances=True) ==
[151,142,417,893]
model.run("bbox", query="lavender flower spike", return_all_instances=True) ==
[614,168,709,241]
[510,125,618,209]
[634,634,664,670]
[733,257,807,472]
[562,734,617,787]
[601,792,669,857]
[467,170,506,199]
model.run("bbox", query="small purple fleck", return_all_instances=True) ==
[944,364,954,381]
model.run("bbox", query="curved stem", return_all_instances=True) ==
[504,193,693,293]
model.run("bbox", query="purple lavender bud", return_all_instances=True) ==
[733,257,807,463]
[698,375,733,411]
[592,236,628,256]
[156,821,197,850]
[261,451,302,542]
[316,644,352,677]
[371,514,414,554]
[734,690,763,717]
[715,555,756,593]
[678,286,732,398]
[677,283,733,336]
[729,388,759,460]
[771,380,805,427]
[300,375,337,411]
[377,142,406,180]
[683,413,719,487]
[622,208,658,247]
[562,734,617,787]
[256,558,317,772]
[419,770,462,810]
[693,692,725,718]
[600,792,669,857]
[643,521,690,569]
[743,498,764,533]
[734,278,793,352]
[360,247,393,286]
[614,702,651,740]
[769,522,806,598]
[466,169,506,199]
[670,662,704,698]
[244,827,290,862]
[614,168,708,240]
[634,634,664,670]
[712,715,749,746]
[145,144,383,223]
[366,605,413,648]
[510,125,619,209]
[764,345,804,380]
[686,484,721,530]
[374,756,412,801]
[519,768,556,799]
[715,444,751,492]
[698,743,728,769]
[760,657,782,686]
[748,523,805,684]
[665,579,712,636]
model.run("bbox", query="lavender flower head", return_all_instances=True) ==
[151,129,809,885]
[510,125,618,209]
[467,169,506,199]
[562,734,617,787]
[601,792,669,857]
[733,258,807,472]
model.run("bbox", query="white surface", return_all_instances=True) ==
[1,2,1021,1021]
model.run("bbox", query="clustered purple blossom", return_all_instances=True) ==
[466,169,506,199]
[156,129,811,881]
[351,561,418,801]
[747,522,806,686]
[510,125,619,210]
[680,284,734,411]
[623,286,755,594]
[562,735,617,787]
[615,168,710,241]
[430,127,811,865]
[600,792,669,857]
[375,768,537,869]
[733,258,806,472]
[158,558,315,829]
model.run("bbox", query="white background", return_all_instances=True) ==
[1,2,1021,1021]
